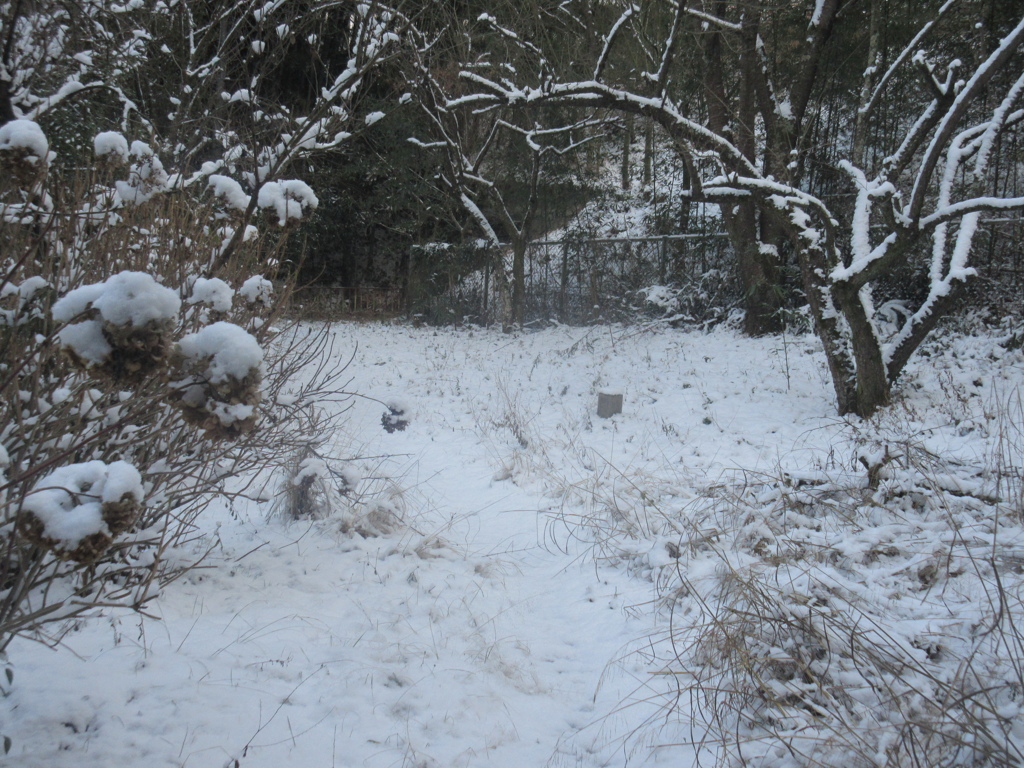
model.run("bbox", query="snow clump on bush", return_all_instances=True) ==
[256,179,318,226]
[207,174,250,215]
[187,277,234,317]
[0,119,50,183]
[172,321,263,439]
[19,460,144,563]
[93,131,130,166]
[52,271,182,383]
[239,275,274,306]
[115,141,169,204]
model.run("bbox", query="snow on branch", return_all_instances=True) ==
[594,5,638,81]
[497,118,605,155]
[460,193,501,247]
[908,14,1024,222]
[476,12,545,60]
[973,75,1024,179]
[859,0,957,121]
[919,196,1024,230]
[681,5,742,33]
[452,73,760,179]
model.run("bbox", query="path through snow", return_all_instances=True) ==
[5,322,856,766]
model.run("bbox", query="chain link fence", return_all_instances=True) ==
[412,232,736,326]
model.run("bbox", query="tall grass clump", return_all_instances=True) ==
[550,370,1024,766]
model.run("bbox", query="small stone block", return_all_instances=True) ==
[597,392,623,418]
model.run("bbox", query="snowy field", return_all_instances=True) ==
[3,319,1023,767]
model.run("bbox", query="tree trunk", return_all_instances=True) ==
[723,203,783,335]
[491,247,513,332]
[620,114,634,191]
[512,235,526,328]
[643,117,654,188]
[841,291,891,417]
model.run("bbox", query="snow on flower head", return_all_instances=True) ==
[0,119,49,161]
[178,322,262,384]
[188,277,234,313]
[115,142,169,204]
[53,271,181,327]
[130,140,154,158]
[240,275,273,306]
[0,119,50,183]
[93,131,130,164]
[207,174,250,212]
[174,322,264,438]
[257,179,318,226]
[20,460,144,562]
[52,271,181,381]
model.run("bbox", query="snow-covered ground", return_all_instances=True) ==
[3,319,1022,767]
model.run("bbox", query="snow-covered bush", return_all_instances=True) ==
[0,121,345,650]
[635,269,739,330]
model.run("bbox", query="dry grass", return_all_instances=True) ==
[538,370,1024,766]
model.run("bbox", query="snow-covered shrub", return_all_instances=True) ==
[635,269,739,330]
[381,397,410,433]
[278,445,336,520]
[0,121,346,650]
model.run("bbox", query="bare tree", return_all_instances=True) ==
[411,19,599,329]
[451,1,1024,417]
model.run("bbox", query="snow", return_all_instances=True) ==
[52,272,180,366]
[56,320,111,364]
[93,131,129,163]
[114,143,169,204]
[809,0,826,26]
[187,277,234,312]
[4,321,1024,767]
[177,321,263,382]
[240,275,273,305]
[53,271,181,327]
[207,173,250,211]
[257,179,319,225]
[0,119,48,161]
[0,276,49,326]
[22,460,142,546]
[364,110,385,126]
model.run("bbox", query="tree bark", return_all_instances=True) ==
[852,0,884,167]
[722,202,783,335]
[512,235,526,328]
[620,114,633,191]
